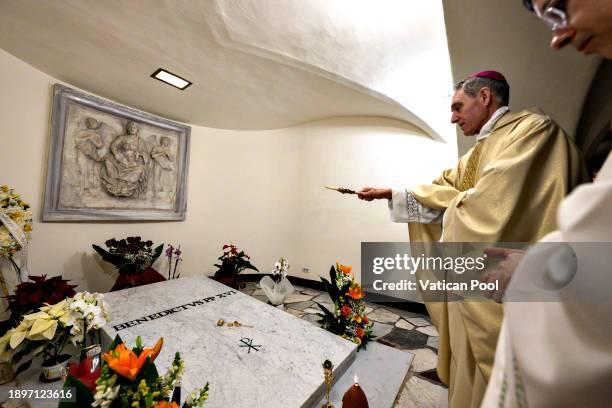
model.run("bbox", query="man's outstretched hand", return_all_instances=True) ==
[481,247,526,303]
[357,187,392,201]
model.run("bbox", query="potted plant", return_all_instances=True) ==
[260,257,294,306]
[164,244,183,280]
[0,274,77,383]
[0,292,109,381]
[93,236,166,291]
[316,263,374,350]
[212,244,258,290]
[1,275,76,333]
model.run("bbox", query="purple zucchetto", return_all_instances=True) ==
[469,70,508,83]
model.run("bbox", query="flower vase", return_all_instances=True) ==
[260,276,294,306]
[40,354,71,382]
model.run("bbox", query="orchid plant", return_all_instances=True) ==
[271,257,289,284]
[259,256,294,305]
[69,291,110,354]
[164,244,183,280]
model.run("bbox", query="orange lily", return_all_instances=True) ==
[151,337,163,360]
[153,402,180,408]
[337,263,352,275]
[103,338,164,381]
[346,286,363,300]
[356,327,365,338]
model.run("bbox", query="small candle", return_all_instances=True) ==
[342,375,369,408]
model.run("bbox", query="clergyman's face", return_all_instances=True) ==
[534,0,612,58]
[450,89,490,136]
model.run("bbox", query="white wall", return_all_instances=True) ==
[0,48,455,292]
[289,119,454,280]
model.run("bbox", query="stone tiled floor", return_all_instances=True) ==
[241,282,448,408]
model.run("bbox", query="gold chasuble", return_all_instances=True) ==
[408,108,587,408]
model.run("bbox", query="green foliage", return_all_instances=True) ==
[58,375,94,408]
[92,244,126,269]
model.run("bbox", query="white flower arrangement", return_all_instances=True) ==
[0,185,32,258]
[68,291,110,345]
[271,257,289,281]
[260,256,294,305]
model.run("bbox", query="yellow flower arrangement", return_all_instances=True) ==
[0,185,33,258]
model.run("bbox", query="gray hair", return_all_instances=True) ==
[454,76,510,106]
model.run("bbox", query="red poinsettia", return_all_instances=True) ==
[68,357,101,393]
[4,275,76,325]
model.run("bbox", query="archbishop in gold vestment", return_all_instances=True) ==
[407,108,587,408]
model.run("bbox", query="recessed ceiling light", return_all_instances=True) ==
[151,68,192,90]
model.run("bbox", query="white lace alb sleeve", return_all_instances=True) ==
[387,188,443,224]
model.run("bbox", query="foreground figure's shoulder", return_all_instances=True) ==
[495,108,563,148]
[515,107,554,127]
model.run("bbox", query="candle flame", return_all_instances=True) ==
[354,374,359,384]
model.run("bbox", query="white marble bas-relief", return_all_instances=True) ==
[58,105,180,211]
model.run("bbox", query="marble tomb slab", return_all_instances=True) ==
[102,276,357,408]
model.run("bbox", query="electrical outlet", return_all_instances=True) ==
[302,267,310,274]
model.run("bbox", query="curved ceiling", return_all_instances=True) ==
[0,0,453,141]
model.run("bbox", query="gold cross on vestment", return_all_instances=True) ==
[460,140,484,191]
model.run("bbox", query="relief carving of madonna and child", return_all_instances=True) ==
[59,105,180,211]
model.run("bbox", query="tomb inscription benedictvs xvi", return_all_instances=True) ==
[112,290,237,331]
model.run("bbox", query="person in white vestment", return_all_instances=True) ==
[481,1,612,406]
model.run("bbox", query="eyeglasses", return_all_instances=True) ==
[534,0,568,30]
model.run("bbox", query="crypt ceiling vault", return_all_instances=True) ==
[0,0,456,141]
